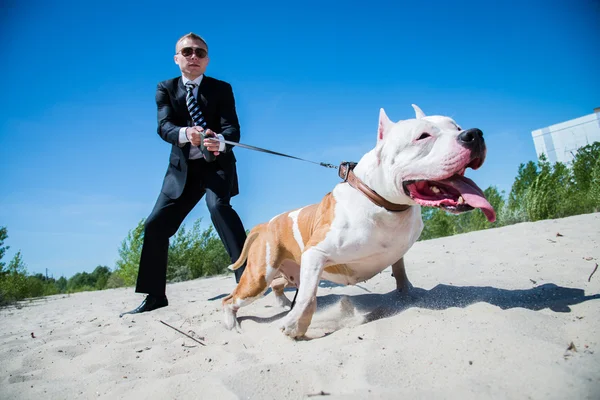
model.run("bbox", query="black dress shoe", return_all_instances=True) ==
[119,295,168,317]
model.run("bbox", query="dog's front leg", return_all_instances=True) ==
[279,249,326,338]
[392,257,413,295]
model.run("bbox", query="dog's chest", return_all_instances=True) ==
[319,203,422,284]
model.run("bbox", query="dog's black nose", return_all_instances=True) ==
[458,128,483,144]
[457,128,484,150]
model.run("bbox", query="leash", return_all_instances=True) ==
[203,133,334,310]
[203,133,339,170]
[290,289,299,310]
[203,134,408,308]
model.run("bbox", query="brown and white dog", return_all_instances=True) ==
[223,104,496,338]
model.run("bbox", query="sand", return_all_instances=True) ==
[1,213,599,399]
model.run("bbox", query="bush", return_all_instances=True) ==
[590,159,600,211]
[105,274,126,289]
[0,251,30,304]
[169,264,193,283]
[113,219,145,286]
[498,202,528,226]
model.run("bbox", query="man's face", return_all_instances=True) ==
[174,38,209,79]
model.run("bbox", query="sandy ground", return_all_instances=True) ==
[1,213,599,399]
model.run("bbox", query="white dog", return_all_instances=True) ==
[223,105,496,338]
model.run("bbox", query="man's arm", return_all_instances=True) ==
[156,82,188,146]
[217,82,241,153]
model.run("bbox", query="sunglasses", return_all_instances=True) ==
[178,47,208,59]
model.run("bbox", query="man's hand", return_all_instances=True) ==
[203,129,221,156]
[186,126,204,146]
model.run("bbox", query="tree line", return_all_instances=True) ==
[0,221,231,306]
[1,142,598,305]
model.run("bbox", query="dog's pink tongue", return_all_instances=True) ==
[440,175,496,222]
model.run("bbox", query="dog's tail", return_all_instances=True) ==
[228,225,264,271]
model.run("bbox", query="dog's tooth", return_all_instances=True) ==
[458,196,465,204]
[430,186,440,194]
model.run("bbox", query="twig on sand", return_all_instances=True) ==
[588,263,598,282]
[160,320,205,346]
[179,318,191,329]
[307,391,331,397]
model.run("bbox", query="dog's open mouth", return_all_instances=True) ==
[403,174,496,222]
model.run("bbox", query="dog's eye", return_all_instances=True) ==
[417,132,431,140]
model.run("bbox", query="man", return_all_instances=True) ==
[121,32,247,315]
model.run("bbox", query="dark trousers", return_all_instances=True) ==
[135,159,247,296]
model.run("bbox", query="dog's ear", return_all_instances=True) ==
[411,104,426,119]
[378,108,392,142]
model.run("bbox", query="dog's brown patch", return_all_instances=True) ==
[324,263,352,277]
[224,192,340,310]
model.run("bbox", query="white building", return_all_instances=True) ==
[531,108,600,165]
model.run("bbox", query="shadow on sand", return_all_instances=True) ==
[234,282,600,328]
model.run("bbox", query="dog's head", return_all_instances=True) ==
[373,104,496,222]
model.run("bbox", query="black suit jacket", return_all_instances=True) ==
[155,75,241,199]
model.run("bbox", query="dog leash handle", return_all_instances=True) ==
[199,132,217,163]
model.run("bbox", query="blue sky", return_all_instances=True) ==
[1,0,598,279]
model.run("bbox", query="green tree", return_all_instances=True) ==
[56,276,68,292]
[168,219,230,280]
[526,157,573,221]
[505,160,539,223]
[167,223,194,282]
[105,273,125,289]
[590,157,600,211]
[90,265,111,290]
[197,226,231,276]
[570,142,600,213]
[571,142,600,193]
[0,251,29,304]
[0,226,9,273]
[419,208,456,240]
[25,275,45,297]
[114,219,145,286]
[553,161,580,218]
[67,271,96,292]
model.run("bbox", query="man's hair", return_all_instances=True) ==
[175,32,208,53]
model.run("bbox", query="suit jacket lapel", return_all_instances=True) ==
[197,75,209,108]
[174,77,192,159]
[175,77,188,112]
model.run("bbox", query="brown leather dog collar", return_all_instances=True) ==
[338,162,411,212]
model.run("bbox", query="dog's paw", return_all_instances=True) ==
[278,316,305,338]
[223,306,240,331]
[275,293,292,309]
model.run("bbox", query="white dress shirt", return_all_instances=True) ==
[178,74,226,159]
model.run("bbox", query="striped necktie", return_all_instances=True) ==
[185,82,215,161]
[185,82,206,129]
